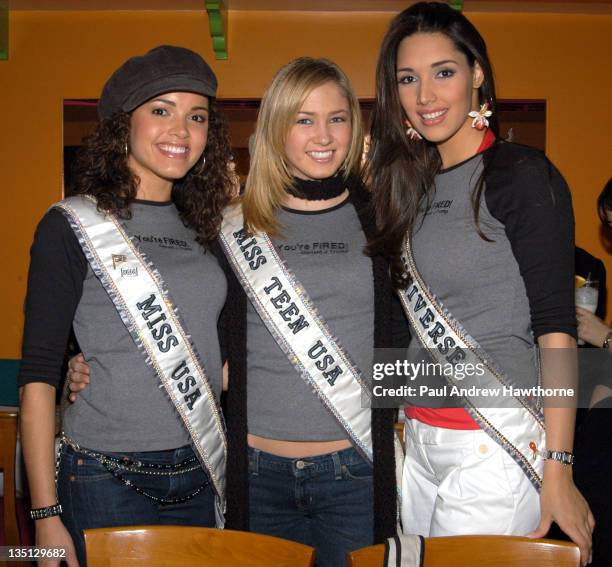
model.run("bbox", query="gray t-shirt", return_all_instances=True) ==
[247,200,374,441]
[20,201,226,452]
[411,154,538,386]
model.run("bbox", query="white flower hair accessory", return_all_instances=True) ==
[468,102,493,131]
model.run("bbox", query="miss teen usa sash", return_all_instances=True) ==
[398,238,545,490]
[54,195,227,525]
[219,204,373,462]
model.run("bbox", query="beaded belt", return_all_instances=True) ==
[58,434,208,505]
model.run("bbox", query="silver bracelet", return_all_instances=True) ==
[30,503,63,520]
[540,449,574,466]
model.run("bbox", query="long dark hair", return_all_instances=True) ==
[598,178,612,225]
[69,100,233,246]
[367,1,498,287]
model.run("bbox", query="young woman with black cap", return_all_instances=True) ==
[18,45,233,566]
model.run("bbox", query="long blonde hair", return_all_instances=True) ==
[242,57,364,236]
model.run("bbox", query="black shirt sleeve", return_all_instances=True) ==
[18,209,88,388]
[484,145,577,339]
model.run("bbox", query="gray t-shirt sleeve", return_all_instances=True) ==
[18,210,87,388]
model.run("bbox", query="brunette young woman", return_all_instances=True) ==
[19,46,233,566]
[367,3,594,565]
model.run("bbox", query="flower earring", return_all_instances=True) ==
[405,119,422,141]
[468,102,493,131]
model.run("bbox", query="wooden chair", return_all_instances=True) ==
[0,407,19,545]
[347,535,580,567]
[84,525,315,567]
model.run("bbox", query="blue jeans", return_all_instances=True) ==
[57,443,216,566]
[248,446,374,567]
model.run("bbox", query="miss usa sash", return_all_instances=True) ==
[54,195,227,525]
[219,204,373,462]
[398,238,545,490]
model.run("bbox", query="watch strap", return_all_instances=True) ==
[539,449,574,466]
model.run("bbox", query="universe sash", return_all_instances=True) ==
[398,237,545,490]
[54,195,227,525]
[219,204,373,462]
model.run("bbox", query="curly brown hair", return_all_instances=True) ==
[69,101,234,246]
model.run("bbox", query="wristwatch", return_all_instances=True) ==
[603,331,612,349]
[540,449,574,466]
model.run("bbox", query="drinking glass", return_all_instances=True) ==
[575,279,599,345]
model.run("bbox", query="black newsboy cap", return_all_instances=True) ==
[98,45,218,120]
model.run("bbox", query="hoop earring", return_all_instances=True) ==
[124,142,129,157]
[468,102,493,130]
[195,156,206,174]
[405,119,422,141]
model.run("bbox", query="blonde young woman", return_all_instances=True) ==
[219,57,406,567]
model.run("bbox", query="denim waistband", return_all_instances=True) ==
[248,446,370,478]
[61,441,197,466]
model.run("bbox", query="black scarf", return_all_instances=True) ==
[286,174,349,201]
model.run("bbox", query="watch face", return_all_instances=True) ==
[546,450,573,465]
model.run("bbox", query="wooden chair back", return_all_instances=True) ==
[0,408,19,545]
[84,525,315,567]
[347,535,580,567]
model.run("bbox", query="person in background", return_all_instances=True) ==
[576,178,612,352]
[571,177,612,567]
[598,178,612,229]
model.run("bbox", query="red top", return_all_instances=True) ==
[404,128,496,430]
